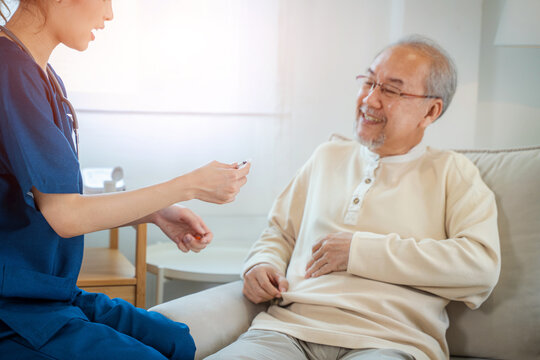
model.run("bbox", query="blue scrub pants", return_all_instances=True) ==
[0,291,195,360]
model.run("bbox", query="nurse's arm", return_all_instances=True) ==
[31,161,250,238]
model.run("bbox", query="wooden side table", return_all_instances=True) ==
[77,224,147,307]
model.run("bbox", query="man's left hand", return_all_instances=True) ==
[305,232,353,278]
[153,205,213,253]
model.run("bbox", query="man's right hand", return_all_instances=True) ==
[243,263,289,304]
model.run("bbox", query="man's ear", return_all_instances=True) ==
[421,98,443,128]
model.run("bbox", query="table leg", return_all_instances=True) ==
[156,266,165,305]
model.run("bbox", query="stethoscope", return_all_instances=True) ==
[0,25,79,158]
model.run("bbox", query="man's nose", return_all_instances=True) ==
[362,85,383,108]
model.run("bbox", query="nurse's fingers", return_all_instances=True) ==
[200,231,213,245]
[175,237,189,252]
[183,234,212,253]
[236,162,251,177]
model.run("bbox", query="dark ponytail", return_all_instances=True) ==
[0,2,47,26]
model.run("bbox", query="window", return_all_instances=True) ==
[50,0,281,115]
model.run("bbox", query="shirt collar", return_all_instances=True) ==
[362,141,427,164]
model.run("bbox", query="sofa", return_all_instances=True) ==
[150,146,540,360]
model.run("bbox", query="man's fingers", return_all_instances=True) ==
[305,258,315,272]
[306,240,327,275]
[275,274,289,293]
[244,277,274,303]
[243,265,285,303]
[305,257,326,278]
[243,282,265,303]
[311,263,332,278]
[256,272,281,298]
[311,246,324,262]
[312,237,326,253]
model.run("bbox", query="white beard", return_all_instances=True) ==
[354,119,386,150]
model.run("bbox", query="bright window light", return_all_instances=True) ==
[50,0,281,114]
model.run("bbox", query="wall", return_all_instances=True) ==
[8,0,537,306]
[72,0,487,307]
[475,0,540,148]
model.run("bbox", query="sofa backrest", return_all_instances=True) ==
[446,146,540,360]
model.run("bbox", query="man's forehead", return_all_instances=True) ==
[368,46,430,85]
[366,68,404,86]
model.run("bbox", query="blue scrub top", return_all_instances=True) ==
[0,37,86,347]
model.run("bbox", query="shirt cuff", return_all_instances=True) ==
[347,231,388,276]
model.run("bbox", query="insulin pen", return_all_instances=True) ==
[236,159,251,169]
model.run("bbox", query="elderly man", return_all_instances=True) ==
[207,36,500,360]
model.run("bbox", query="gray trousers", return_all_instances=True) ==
[205,329,416,360]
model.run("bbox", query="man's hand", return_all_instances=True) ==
[305,232,353,278]
[243,263,289,304]
[153,205,213,252]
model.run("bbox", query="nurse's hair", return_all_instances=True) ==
[1,0,48,24]
[0,0,8,23]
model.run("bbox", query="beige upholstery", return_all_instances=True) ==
[151,281,263,359]
[445,147,540,360]
[150,146,540,360]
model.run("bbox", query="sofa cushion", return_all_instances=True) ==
[150,281,268,360]
[446,146,540,360]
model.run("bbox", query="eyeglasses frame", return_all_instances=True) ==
[355,75,440,100]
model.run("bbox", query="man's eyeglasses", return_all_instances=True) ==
[356,75,439,100]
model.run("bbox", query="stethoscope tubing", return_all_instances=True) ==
[0,25,80,158]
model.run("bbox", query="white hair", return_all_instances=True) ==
[378,35,458,119]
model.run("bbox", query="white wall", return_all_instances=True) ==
[38,0,538,306]
[476,0,540,148]
[71,0,488,307]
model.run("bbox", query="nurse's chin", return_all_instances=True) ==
[66,42,91,52]
[61,37,92,52]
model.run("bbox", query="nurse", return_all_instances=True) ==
[0,1,251,359]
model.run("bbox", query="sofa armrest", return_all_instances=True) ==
[149,280,268,359]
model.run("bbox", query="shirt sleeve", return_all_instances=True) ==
[347,155,501,309]
[242,149,316,276]
[0,56,81,209]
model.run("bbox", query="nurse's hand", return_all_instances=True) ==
[184,161,251,204]
[152,204,213,253]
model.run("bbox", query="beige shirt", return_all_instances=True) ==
[243,137,500,360]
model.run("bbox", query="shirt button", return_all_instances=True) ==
[353,197,360,204]
[365,178,372,184]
